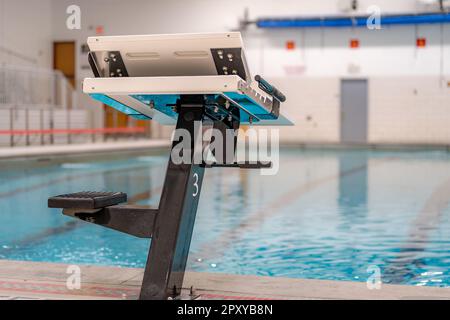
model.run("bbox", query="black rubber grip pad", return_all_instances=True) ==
[48,191,127,209]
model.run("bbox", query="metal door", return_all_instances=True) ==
[340,79,368,144]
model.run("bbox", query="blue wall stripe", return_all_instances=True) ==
[257,13,450,28]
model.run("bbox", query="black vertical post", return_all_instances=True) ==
[10,108,14,147]
[211,107,240,164]
[139,95,205,300]
[25,109,30,146]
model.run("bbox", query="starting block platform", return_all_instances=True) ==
[84,32,292,126]
[48,32,293,300]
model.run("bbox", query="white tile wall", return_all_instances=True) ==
[267,77,341,144]
[262,75,450,145]
[369,76,450,145]
[1,76,449,147]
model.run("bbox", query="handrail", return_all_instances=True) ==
[0,64,76,109]
[0,45,38,65]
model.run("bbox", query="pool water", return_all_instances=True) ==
[0,148,449,288]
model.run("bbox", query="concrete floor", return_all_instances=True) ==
[0,260,448,300]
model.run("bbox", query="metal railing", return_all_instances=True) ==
[0,64,76,109]
[0,45,38,66]
[0,107,150,147]
[0,65,151,147]
[0,107,87,147]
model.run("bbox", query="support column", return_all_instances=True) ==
[139,95,205,300]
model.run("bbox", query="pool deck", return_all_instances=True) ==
[0,140,170,160]
[2,140,448,161]
[0,260,448,300]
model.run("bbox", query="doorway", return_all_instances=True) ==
[340,79,368,144]
[53,41,76,88]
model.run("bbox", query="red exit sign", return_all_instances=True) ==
[416,38,426,48]
[350,39,360,49]
[95,25,104,35]
[286,40,295,50]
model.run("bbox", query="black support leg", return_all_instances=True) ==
[139,97,205,300]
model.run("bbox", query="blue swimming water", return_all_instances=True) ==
[0,148,449,287]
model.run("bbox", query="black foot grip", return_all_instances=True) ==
[48,191,127,209]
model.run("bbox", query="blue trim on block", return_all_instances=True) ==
[90,92,278,125]
[89,94,151,120]
[224,92,276,121]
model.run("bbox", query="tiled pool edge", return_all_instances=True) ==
[0,140,170,160]
[0,260,448,300]
[2,141,449,161]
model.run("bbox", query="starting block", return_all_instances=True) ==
[48,32,292,300]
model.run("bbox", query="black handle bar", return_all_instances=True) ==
[254,75,286,103]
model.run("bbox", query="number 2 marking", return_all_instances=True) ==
[192,173,199,197]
